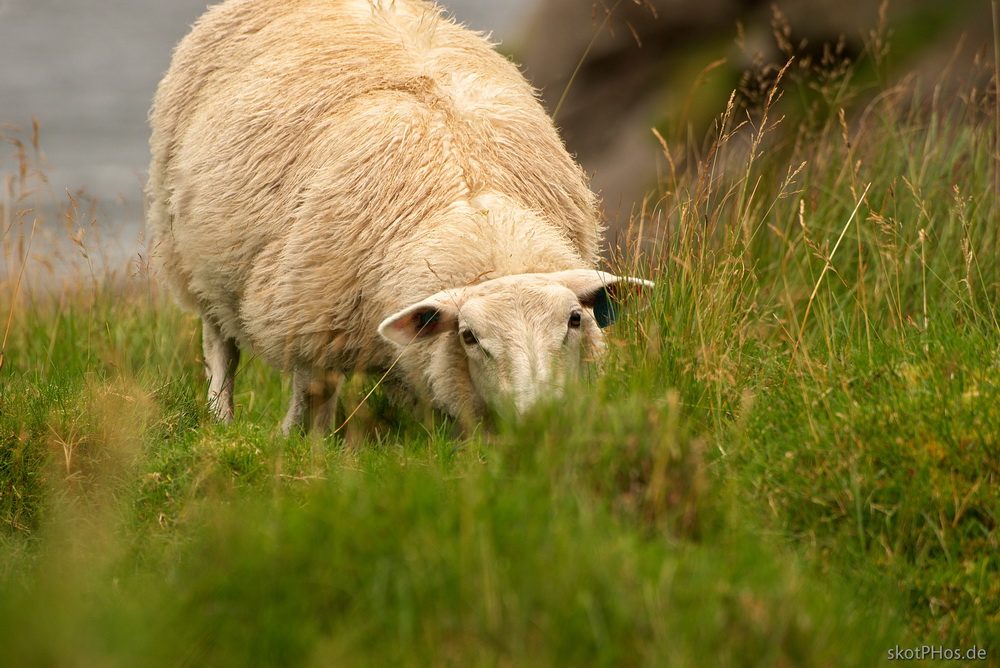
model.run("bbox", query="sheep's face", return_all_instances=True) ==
[378,270,652,418]
[450,281,600,414]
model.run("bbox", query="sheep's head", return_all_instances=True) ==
[378,270,653,418]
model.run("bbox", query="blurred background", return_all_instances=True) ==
[0,0,993,265]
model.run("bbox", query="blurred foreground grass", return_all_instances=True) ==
[1,19,998,667]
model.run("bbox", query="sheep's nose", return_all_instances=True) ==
[512,391,537,415]
[510,356,559,414]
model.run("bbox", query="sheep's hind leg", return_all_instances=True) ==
[203,319,240,422]
[281,368,344,434]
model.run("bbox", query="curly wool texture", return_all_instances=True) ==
[147,0,602,402]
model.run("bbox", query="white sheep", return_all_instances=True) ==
[146,0,651,431]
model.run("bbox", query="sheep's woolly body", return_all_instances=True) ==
[148,0,604,420]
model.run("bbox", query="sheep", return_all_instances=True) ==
[146,0,652,432]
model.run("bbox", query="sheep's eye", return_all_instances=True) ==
[461,329,478,346]
[568,311,582,328]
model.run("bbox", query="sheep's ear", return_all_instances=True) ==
[378,296,460,346]
[551,270,654,328]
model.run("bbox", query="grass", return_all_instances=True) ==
[1,15,998,666]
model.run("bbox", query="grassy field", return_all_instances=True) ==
[2,27,999,667]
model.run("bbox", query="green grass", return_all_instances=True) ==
[2,24,998,666]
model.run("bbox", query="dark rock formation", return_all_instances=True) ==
[519,0,993,230]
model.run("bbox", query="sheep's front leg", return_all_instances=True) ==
[203,319,240,422]
[281,368,344,434]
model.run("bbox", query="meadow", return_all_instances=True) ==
[1,19,998,667]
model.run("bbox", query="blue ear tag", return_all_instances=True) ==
[593,289,618,328]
